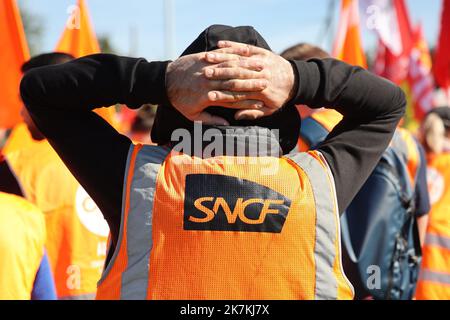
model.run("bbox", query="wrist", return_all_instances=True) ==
[284,60,299,106]
[164,61,175,107]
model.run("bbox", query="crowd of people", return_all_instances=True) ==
[0,24,449,300]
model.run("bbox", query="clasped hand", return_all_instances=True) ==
[166,41,296,125]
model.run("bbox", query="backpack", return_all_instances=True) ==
[301,118,422,300]
[340,143,422,300]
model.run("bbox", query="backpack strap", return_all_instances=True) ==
[300,117,330,149]
[390,130,422,191]
[383,147,415,211]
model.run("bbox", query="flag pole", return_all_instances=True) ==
[164,0,175,59]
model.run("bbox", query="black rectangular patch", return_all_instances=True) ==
[184,174,291,233]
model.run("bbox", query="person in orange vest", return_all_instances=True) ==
[0,191,56,300]
[3,53,109,300]
[416,107,450,300]
[20,25,406,300]
[126,105,156,144]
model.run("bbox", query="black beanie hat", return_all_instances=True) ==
[151,24,300,154]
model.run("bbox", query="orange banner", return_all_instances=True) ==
[0,0,30,129]
[333,0,367,68]
[55,0,100,57]
[55,0,116,126]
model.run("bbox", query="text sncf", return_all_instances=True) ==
[184,174,291,233]
[191,197,285,224]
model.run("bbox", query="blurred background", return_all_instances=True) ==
[15,0,443,60]
[0,0,445,136]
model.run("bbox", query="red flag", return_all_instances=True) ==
[370,0,430,127]
[373,39,410,84]
[0,0,30,128]
[393,0,414,56]
[434,0,450,99]
[333,0,367,68]
[367,0,414,83]
[408,25,434,119]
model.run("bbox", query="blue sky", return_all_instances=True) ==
[17,0,443,61]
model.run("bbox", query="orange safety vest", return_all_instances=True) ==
[6,140,108,299]
[96,144,354,300]
[0,192,46,300]
[415,153,450,300]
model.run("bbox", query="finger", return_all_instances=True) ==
[213,45,252,56]
[214,59,264,71]
[194,112,230,126]
[221,100,266,110]
[208,91,261,104]
[204,67,264,80]
[205,52,242,64]
[207,79,267,92]
[234,108,275,120]
[221,79,268,92]
[216,41,267,56]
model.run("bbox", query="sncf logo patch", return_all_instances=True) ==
[184,174,291,233]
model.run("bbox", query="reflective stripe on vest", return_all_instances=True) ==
[425,234,450,251]
[286,152,341,300]
[97,146,353,300]
[122,144,168,299]
[419,269,450,286]
[96,144,169,299]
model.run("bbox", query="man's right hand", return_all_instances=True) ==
[204,41,297,121]
[166,50,269,125]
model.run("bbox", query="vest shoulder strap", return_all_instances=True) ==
[99,144,170,299]
[285,151,348,299]
[300,117,330,149]
[390,130,421,189]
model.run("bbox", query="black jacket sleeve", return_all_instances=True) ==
[20,54,170,242]
[291,58,406,213]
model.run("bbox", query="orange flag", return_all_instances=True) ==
[55,0,100,57]
[55,0,116,126]
[333,0,367,68]
[0,0,30,129]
